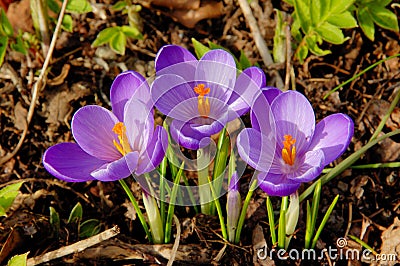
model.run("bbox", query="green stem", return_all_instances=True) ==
[208,176,227,240]
[159,157,167,226]
[119,179,152,243]
[234,179,257,244]
[198,148,212,214]
[278,196,288,249]
[266,196,276,245]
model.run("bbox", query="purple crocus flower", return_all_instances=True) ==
[43,71,168,182]
[237,88,354,196]
[150,45,265,150]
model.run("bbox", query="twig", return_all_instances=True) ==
[167,215,181,266]
[0,0,68,166]
[284,25,291,91]
[27,226,120,265]
[237,0,284,89]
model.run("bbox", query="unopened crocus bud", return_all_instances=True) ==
[142,190,164,244]
[285,192,299,249]
[226,172,242,242]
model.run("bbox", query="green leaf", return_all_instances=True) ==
[49,206,60,235]
[121,25,143,40]
[330,0,355,14]
[0,36,9,67]
[310,0,322,26]
[0,182,23,217]
[112,1,127,11]
[47,0,61,13]
[305,34,331,56]
[273,9,287,64]
[191,38,210,59]
[293,0,311,32]
[0,8,14,37]
[239,50,252,69]
[7,252,29,266]
[92,27,119,47]
[79,219,101,238]
[66,0,92,13]
[61,15,73,32]
[109,30,126,55]
[315,22,347,44]
[327,11,357,28]
[68,202,83,224]
[357,6,375,41]
[10,35,27,55]
[368,5,399,32]
[296,43,309,63]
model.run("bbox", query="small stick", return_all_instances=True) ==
[167,215,181,266]
[237,0,284,89]
[27,226,120,266]
[0,0,68,165]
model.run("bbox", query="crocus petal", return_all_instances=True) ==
[155,45,197,80]
[151,74,198,120]
[136,126,169,175]
[91,151,139,181]
[249,92,275,133]
[72,106,121,161]
[308,113,354,165]
[195,49,237,102]
[237,128,275,172]
[258,172,301,197]
[287,149,325,183]
[272,91,315,155]
[124,98,154,153]
[262,87,282,104]
[169,119,211,150]
[110,71,150,121]
[227,67,266,116]
[43,143,104,182]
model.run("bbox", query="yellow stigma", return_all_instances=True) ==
[282,135,296,166]
[194,83,210,118]
[112,122,132,155]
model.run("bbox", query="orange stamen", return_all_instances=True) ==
[282,134,296,165]
[112,122,132,155]
[194,83,210,118]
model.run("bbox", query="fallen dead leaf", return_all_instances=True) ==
[13,102,27,131]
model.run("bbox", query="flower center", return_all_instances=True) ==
[112,122,132,155]
[194,83,210,118]
[282,134,296,166]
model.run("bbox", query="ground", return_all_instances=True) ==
[0,0,399,265]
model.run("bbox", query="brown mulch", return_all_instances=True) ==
[1,0,399,265]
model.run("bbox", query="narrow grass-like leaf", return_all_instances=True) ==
[324,54,400,99]
[239,50,252,69]
[235,179,257,244]
[348,235,378,255]
[119,179,152,243]
[0,36,8,67]
[79,219,101,238]
[305,179,321,248]
[311,194,339,248]
[49,206,60,237]
[305,201,312,248]
[300,129,400,202]
[278,196,288,249]
[208,176,227,240]
[159,157,167,226]
[273,9,287,64]
[165,162,184,243]
[266,196,277,245]
[350,162,400,169]
[0,8,13,37]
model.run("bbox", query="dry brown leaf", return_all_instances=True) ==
[378,217,400,266]
[13,102,27,131]
[170,1,224,28]
[151,0,200,10]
